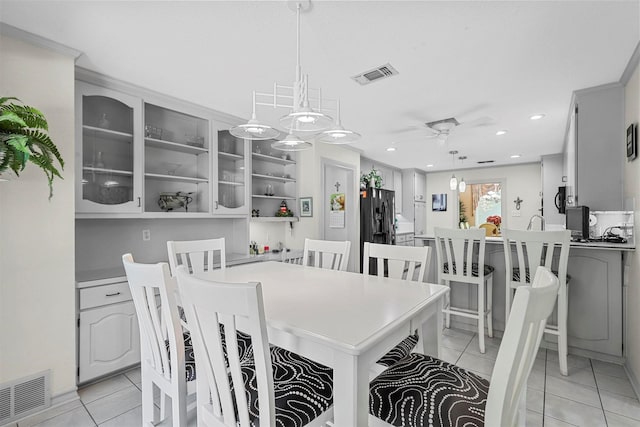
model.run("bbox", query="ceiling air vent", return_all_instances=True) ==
[477,160,495,164]
[352,63,398,85]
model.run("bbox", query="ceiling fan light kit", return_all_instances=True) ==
[230,0,359,151]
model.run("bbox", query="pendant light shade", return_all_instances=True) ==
[230,114,280,140]
[271,132,313,151]
[458,178,466,193]
[450,174,458,190]
[280,103,334,133]
[457,156,467,192]
[315,99,361,144]
[230,92,281,140]
[448,150,459,190]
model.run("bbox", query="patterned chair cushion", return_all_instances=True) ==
[443,261,495,277]
[235,346,333,427]
[165,332,197,382]
[370,353,489,427]
[376,333,419,367]
[512,268,570,283]
[178,306,254,366]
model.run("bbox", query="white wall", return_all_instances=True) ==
[0,34,77,398]
[623,55,640,395]
[290,144,360,248]
[425,163,542,234]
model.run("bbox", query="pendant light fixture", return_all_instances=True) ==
[315,99,361,144]
[229,91,280,140]
[449,150,458,191]
[458,155,467,192]
[229,0,359,151]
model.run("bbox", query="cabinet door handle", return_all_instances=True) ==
[105,292,121,297]
[137,197,141,207]
[215,201,219,209]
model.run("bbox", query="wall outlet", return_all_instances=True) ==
[512,210,521,217]
[142,229,151,241]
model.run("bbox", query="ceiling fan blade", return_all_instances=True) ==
[459,116,494,128]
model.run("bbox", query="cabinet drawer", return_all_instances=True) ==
[80,282,132,310]
[397,234,408,243]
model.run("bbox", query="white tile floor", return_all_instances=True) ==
[12,327,640,427]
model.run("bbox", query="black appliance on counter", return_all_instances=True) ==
[566,206,589,241]
[555,186,567,214]
[360,188,395,273]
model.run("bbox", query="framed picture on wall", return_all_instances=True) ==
[627,123,637,161]
[300,197,313,217]
[432,193,447,211]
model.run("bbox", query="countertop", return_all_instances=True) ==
[76,249,303,287]
[414,234,636,251]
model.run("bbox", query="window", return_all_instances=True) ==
[459,182,503,228]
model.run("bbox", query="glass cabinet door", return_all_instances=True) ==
[76,82,143,213]
[215,129,249,214]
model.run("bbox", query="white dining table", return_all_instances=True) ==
[196,261,449,427]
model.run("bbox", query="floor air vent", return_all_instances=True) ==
[352,63,399,85]
[0,371,50,424]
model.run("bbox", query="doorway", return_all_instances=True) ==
[321,159,357,271]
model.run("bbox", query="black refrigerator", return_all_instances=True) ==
[360,188,396,273]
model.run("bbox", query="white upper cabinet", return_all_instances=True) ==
[75,73,251,218]
[143,102,212,214]
[75,82,143,213]
[414,171,426,202]
[250,140,297,220]
[214,127,250,215]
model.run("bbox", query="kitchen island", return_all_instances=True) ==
[415,234,635,361]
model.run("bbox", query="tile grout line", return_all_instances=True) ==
[79,399,98,427]
[591,358,609,427]
[541,348,547,426]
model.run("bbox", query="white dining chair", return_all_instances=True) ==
[122,254,196,427]
[175,266,334,427]
[302,238,351,271]
[362,242,432,373]
[166,237,226,275]
[369,266,560,427]
[434,227,494,353]
[502,229,571,375]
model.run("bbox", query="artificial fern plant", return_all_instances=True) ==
[0,97,64,198]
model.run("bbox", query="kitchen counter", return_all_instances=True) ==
[415,233,632,361]
[415,234,635,251]
[76,249,303,287]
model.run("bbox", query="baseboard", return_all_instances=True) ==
[447,318,625,364]
[624,363,640,401]
[4,388,80,427]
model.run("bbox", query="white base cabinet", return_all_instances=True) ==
[78,300,140,383]
[77,277,141,384]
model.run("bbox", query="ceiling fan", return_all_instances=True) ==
[422,117,460,142]
[391,115,492,145]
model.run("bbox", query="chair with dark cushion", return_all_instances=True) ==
[369,266,560,427]
[434,227,495,353]
[502,229,571,376]
[122,254,196,427]
[362,242,432,373]
[176,266,334,427]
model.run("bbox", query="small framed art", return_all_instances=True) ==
[300,197,313,217]
[627,123,637,161]
[432,193,447,211]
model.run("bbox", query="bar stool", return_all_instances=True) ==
[434,227,495,354]
[502,229,571,375]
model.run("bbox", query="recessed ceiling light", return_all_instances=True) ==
[386,147,396,152]
[510,154,521,159]
[530,114,545,120]
[426,164,434,168]
[496,130,507,136]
